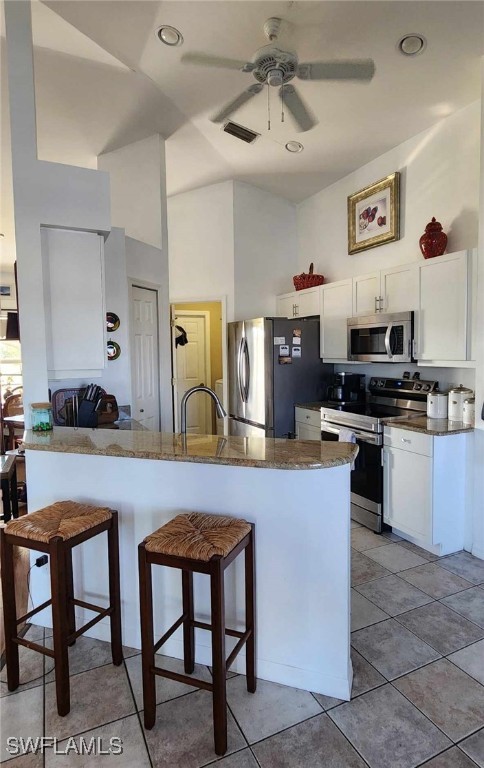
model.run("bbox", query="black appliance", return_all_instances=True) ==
[228,317,333,438]
[320,376,439,532]
[326,372,365,404]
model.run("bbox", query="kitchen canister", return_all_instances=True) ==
[427,392,448,419]
[31,402,53,432]
[448,384,474,422]
[463,397,475,427]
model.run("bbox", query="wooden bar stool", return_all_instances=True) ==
[0,500,123,715]
[0,454,18,522]
[139,512,256,756]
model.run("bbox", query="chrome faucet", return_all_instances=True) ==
[180,385,227,435]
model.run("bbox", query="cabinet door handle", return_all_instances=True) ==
[374,296,378,313]
[401,438,411,443]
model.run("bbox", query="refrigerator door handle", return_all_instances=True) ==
[237,338,246,402]
[243,337,250,402]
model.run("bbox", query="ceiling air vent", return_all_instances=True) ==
[222,120,260,144]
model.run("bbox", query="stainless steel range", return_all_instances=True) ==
[320,375,439,533]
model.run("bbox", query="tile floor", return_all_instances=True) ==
[1,525,484,767]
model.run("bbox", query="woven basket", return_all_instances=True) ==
[293,263,325,291]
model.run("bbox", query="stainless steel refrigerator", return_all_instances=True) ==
[228,317,333,438]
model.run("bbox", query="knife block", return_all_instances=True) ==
[77,400,98,428]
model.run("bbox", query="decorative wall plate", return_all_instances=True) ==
[106,312,120,332]
[107,340,121,360]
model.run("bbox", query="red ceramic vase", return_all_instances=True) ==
[419,217,447,259]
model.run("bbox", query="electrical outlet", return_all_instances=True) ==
[35,555,48,568]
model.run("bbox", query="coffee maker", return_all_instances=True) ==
[326,372,365,404]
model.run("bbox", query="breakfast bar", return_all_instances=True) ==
[23,428,357,700]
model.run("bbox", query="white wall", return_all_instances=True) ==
[98,135,165,250]
[4,1,110,424]
[167,179,299,321]
[298,101,481,282]
[168,181,235,318]
[233,181,297,320]
[98,134,172,431]
[99,228,131,406]
[470,61,484,559]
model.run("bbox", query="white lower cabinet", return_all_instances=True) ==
[295,407,321,441]
[383,426,468,555]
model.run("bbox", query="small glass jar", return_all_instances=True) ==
[31,402,53,432]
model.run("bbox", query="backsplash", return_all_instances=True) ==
[334,363,476,392]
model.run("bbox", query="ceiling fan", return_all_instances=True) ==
[181,18,375,132]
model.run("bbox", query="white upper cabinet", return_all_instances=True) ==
[285,248,474,366]
[276,286,320,318]
[320,279,353,361]
[380,263,419,314]
[416,251,470,362]
[352,272,381,316]
[353,265,418,316]
[42,228,106,379]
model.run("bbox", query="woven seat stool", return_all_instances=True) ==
[139,512,256,755]
[0,500,122,716]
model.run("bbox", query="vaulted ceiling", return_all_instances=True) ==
[1,1,483,265]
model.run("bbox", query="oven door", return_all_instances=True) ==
[321,423,384,532]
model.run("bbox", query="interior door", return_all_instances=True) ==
[173,310,211,434]
[131,285,160,430]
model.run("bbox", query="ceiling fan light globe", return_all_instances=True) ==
[268,69,283,87]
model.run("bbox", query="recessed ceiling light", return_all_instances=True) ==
[285,141,304,153]
[156,25,183,47]
[398,34,427,56]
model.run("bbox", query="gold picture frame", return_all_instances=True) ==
[348,172,400,254]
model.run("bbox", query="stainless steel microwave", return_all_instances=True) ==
[347,311,414,363]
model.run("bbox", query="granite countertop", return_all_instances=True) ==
[22,427,358,470]
[295,402,324,412]
[383,416,474,436]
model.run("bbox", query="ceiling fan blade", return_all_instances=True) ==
[181,52,254,72]
[280,85,317,132]
[211,84,263,124]
[297,59,375,82]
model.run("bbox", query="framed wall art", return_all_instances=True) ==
[348,172,400,254]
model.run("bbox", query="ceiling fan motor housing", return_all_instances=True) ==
[252,46,298,86]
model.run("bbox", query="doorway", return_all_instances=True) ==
[171,300,224,434]
[130,284,161,430]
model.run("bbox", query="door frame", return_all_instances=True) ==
[169,295,228,435]
[128,278,162,431]
[171,308,212,433]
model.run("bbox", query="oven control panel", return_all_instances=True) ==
[369,378,439,397]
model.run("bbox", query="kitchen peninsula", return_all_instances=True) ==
[23,428,357,700]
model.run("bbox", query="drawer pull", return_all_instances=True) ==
[402,438,411,443]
